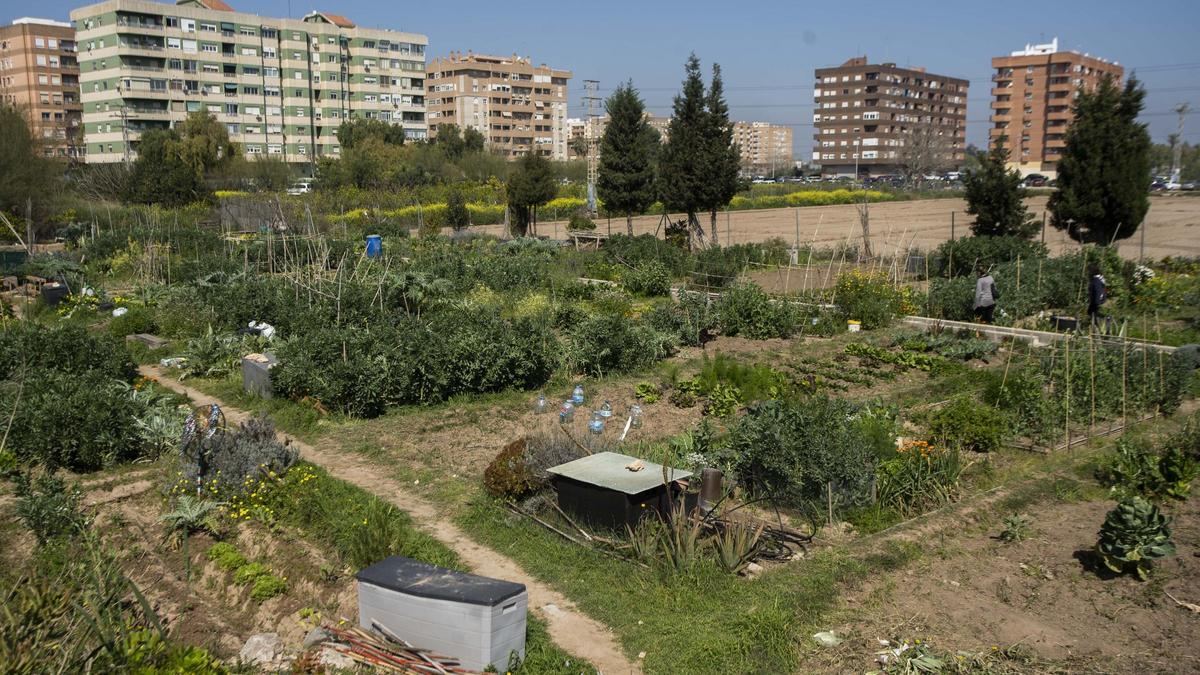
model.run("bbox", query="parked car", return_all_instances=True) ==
[286,178,314,195]
[1022,174,1048,188]
[1182,182,1198,191]
[1150,181,1169,191]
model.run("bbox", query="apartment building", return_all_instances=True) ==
[426,52,570,160]
[69,0,427,164]
[565,112,672,160]
[0,18,83,159]
[734,121,793,176]
[812,56,968,178]
[989,38,1123,177]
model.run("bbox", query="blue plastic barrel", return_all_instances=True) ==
[365,234,383,259]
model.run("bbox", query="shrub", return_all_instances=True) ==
[483,439,539,499]
[1,369,145,472]
[180,416,298,494]
[714,283,796,339]
[568,313,675,377]
[250,574,288,601]
[723,397,878,510]
[833,269,905,329]
[0,322,136,382]
[643,294,716,347]
[233,562,271,585]
[205,542,247,571]
[523,433,588,486]
[984,364,1058,443]
[926,396,1007,453]
[567,211,596,231]
[1096,497,1175,580]
[933,236,1048,279]
[180,326,264,380]
[107,306,158,337]
[12,472,87,545]
[1097,438,1198,501]
[621,262,672,297]
[603,234,690,277]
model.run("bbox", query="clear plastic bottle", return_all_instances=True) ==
[558,401,575,424]
[534,393,548,414]
[588,411,605,435]
[629,404,644,429]
[599,400,613,418]
[572,384,585,405]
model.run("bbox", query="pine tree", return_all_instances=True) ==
[505,152,556,237]
[964,136,1036,238]
[701,63,741,246]
[1049,75,1151,244]
[657,54,709,246]
[597,81,659,235]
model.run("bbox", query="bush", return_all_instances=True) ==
[233,561,271,585]
[603,234,690,277]
[567,211,596,231]
[1097,438,1198,501]
[621,262,672,297]
[933,236,1048,279]
[925,396,1008,453]
[0,322,135,382]
[568,313,675,377]
[107,306,158,337]
[723,397,878,510]
[644,295,717,347]
[1,369,145,471]
[876,441,964,516]
[1096,497,1175,580]
[12,472,87,545]
[483,439,539,499]
[180,416,298,494]
[833,269,906,329]
[714,283,797,339]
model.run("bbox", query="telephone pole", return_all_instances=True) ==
[582,79,602,216]
[1170,103,1190,184]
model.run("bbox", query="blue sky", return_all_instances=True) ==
[9,0,1199,155]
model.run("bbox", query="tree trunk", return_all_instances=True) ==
[710,209,719,246]
[626,214,634,236]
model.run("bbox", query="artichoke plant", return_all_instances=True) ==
[1096,497,1175,580]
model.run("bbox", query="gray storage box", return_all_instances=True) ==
[241,352,278,398]
[356,556,527,672]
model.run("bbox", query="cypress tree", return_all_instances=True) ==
[701,63,741,246]
[505,152,556,237]
[964,136,1036,238]
[1049,75,1151,244]
[445,188,471,231]
[658,54,709,246]
[597,81,659,235]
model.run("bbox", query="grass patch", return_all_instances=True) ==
[458,497,922,674]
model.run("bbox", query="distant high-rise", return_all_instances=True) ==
[426,52,571,160]
[0,18,83,159]
[734,121,793,176]
[812,56,968,178]
[988,38,1123,177]
[69,0,427,164]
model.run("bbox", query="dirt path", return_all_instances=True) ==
[475,195,1200,260]
[142,366,639,675]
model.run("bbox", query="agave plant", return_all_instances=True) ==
[713,521,765,574]
[1095,497,1175,580]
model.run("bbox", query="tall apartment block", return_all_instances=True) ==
[69,0,427,164]
[989,38,1122,177]
[0,18,83,159]
[426,52,570,160]
[564,112,672,161]
[813,56,968,178]
[734,121,793,176]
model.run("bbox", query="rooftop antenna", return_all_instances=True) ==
[583,79,601,216]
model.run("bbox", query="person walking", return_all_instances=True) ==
[973,265,999,324]
[1087,263,1109,332]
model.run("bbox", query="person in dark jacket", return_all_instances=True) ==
[1087,263,1108,331]
[973,265,999,324]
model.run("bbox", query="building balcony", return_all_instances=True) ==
[116,21,164,32]
[119,44,166,58]
[119,88,173,100]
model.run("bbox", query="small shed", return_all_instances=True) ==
[356,556,527,672]
[547,451,693,529]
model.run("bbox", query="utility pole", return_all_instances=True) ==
[1170,103,1190,184]
[582,80,602,216]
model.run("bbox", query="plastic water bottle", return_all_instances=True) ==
[599,400,613,418]
[558,401,575,424]
[572,385,585,405]
[629,404,644,429]
[534,393,548,414]
[588,411,605,435]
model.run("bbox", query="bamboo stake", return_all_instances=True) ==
[1089,332,1096,433]
[1064,336,1071,452]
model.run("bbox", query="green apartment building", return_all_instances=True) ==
[69,0,427,164]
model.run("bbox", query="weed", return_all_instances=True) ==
[249,574,287,601]
[634,382,661,404]
[233,562,271,585]
[205,542,247,572]
[999,514,1032,543]
[12,472,87,545]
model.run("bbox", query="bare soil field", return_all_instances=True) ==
[478,195,1200,261]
